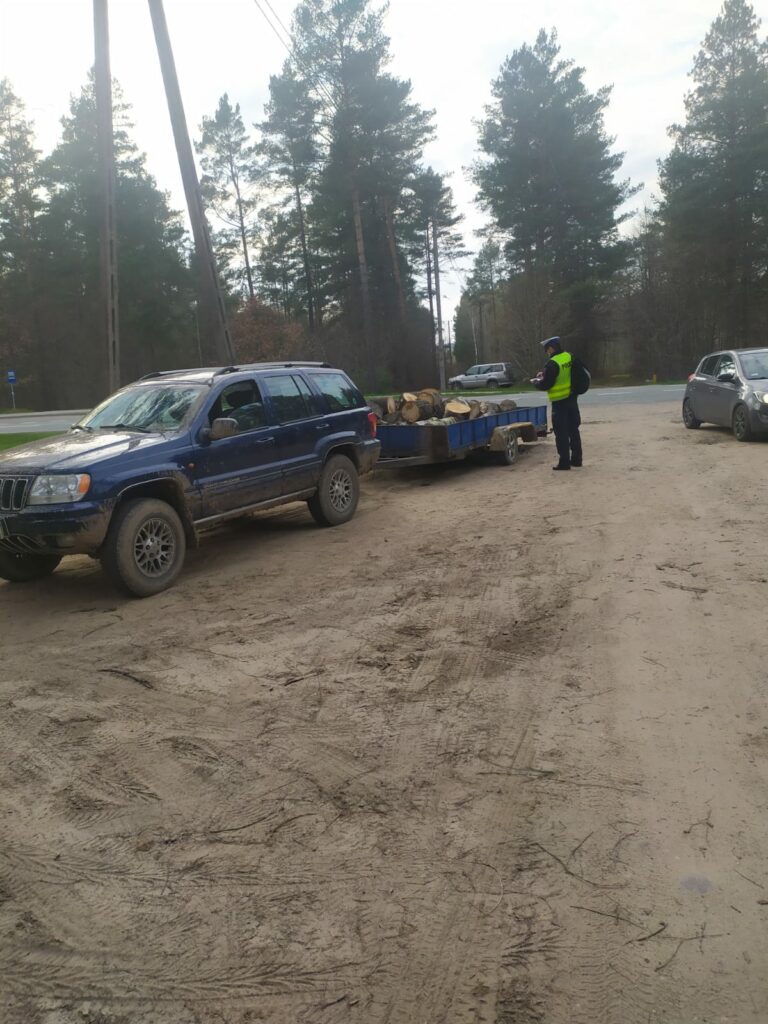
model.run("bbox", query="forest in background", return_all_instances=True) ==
[0,0,766,407]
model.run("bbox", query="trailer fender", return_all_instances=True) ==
[488,422,538,450]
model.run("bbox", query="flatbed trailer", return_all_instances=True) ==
[376,405,548,468]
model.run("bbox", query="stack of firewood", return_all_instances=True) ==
[369,389,517,426]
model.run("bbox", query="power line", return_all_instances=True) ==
[251,0,339,114]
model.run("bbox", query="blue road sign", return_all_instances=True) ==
[6,370,16,385]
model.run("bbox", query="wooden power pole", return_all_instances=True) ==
[147,0,235,364]
[93,0,120,393]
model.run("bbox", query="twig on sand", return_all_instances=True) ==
[628,922,667,944]
[655,927,724,973]
[98,667,154,689]
[735,869,765,890]
[571,904,642,929]
[533,842,622,890]
[568,831,594,863]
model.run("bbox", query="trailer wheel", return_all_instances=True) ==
[498,432,520,466]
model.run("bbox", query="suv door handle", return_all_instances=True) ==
[314,423,331,432]
[254,437,275,446]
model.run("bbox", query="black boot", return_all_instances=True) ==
[553,463,571,471]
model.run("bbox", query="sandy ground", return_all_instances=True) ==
[1,401,768,1024]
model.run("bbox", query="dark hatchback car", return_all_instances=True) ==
[683,348,768,441]
[0,362,379,597]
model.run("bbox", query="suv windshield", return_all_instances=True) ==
[738,351,768,380]
[79,383,207,433]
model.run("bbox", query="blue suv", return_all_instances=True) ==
[0,362,379,597]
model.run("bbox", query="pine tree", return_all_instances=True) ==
[260,70,321,329]
[38,78,195,405]
[197,94,259,299]
[0,79,43,403]
[659,0,768,357]
[288,0,434,387]
[473,29,637,365]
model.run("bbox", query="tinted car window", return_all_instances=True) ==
[699,355,720,376]
[210,380,265,431]
[313,372,364,412]
[264,374,314,421]
[293,375,324,416]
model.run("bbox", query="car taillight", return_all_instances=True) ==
[367,411,377,438]
[687,373,695,382]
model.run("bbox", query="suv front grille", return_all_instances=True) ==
[0,476,32,512]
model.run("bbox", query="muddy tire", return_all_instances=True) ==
[308,454,359,527]
[0,550,61,583]
[682,398,701,429]
[732,404,753,442]
[102,498,186,598]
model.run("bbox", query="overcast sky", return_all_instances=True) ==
[2,0,766,316]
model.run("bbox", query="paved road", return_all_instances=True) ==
[0,410,88,434]
[490,383,686,407]
[0,386,686,435]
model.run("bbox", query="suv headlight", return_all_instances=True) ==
[28,474,91,505]
[759,393,768,405]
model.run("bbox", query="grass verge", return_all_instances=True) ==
[0,433,55,452]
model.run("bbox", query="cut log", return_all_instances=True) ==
[383,412,401,424]
[402,392,418,402]
[443,398,472,419]
[368,400,385,420]
[401,399,435,423]
[499,399,518,411]
[416,389,442,408]
[468,400,482,420]
[479,401,500,416]
[386,396,400,416]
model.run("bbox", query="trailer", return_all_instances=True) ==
[376,405,548,468]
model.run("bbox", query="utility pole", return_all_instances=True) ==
[148,0,234,364]
[93,0,120,393]
[431,219,446,391]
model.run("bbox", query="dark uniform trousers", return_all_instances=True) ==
[551,395,582,468]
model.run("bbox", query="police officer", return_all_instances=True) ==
[532,336,583,471]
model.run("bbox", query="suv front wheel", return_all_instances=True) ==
[308,454,360,527]
[102,497,186,597]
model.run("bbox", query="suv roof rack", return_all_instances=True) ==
[138,362,332,384]
[138,367,216,381]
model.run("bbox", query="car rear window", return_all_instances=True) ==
[699,355,720,376]
[312,372,365,412]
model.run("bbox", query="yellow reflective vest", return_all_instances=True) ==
[548,351,572,402]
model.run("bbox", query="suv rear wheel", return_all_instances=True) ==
[102,497,186,597]
[308,454,360,527]
[0,550,62,583]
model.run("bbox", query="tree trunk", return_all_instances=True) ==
[294,180,316,331]
[432,219,446,391]
[235,194,254,299]
[425,229,436,338]
[383,196,407,323]
[352,186,375,389]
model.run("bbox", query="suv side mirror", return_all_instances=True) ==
[717,371,736,383]
[209,417,240,440]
